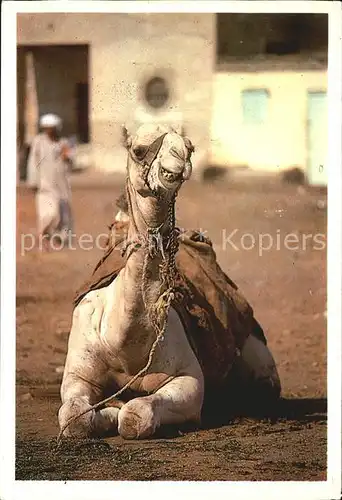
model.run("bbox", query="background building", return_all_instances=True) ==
[17,13,328,185]
[17,13,215,176]
[212,14,328,186]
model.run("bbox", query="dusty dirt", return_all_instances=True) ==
[16,174,327,481]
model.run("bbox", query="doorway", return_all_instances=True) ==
[17,44,90,146]
[76,82,89,143]
[307,91,328,186]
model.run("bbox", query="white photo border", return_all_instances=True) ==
[1,2,341,500]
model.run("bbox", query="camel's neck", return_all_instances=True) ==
[123,219,170,322]
[110,187,173,357]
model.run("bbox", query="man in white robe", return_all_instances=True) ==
[27,114,74,251]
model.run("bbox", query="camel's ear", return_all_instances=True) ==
[183,160,192,181]
[182,136,194,181]
[183,136,195,154]
[121,125,132,149]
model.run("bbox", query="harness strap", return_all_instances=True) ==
[129,133,167,167]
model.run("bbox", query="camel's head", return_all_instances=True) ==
[123,124,194,201]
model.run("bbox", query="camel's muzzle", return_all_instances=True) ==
[157,165,183,189]
[157,143,193,189]
[129,132,193,195]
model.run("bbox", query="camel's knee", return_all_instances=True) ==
[240,335,278,376]
[237,334,281,400]
[118,398,158,440]
[58,396,95,438]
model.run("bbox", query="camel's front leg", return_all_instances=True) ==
[118,374,204,439]
[58,373,122,437]
[58,295,123,438]
[58,375,98,437]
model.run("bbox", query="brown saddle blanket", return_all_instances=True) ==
[74,221,266,389]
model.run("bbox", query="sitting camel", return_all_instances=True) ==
[58,124,281,440]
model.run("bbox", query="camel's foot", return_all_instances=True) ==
[118,397,158,440]
[59,398,121,438]
[93,407,120,435]
[58,396,95,438]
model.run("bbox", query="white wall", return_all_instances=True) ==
[210,70,327,172]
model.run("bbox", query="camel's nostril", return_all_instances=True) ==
[158,166,182,186]
[159,158,184,175]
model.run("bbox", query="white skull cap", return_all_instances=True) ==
[40,113,62,129]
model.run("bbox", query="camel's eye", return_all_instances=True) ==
[132,145,147,160]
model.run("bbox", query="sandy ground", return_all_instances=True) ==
[16,174,327,481]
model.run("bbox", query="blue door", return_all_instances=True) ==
[307,91,328,186]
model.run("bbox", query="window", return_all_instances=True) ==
[241,89,269,124]
[144,77,169,109]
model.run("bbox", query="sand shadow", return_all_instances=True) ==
[154,397,327,438]
[199,396,327,430]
